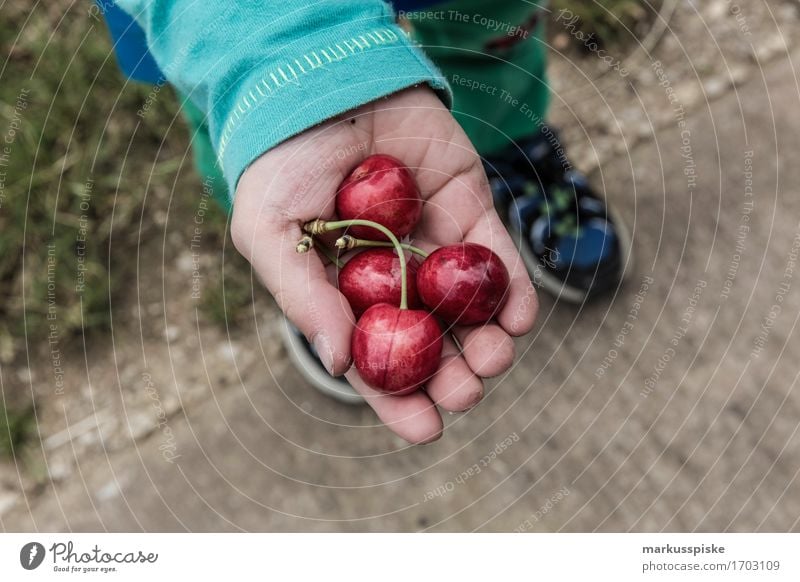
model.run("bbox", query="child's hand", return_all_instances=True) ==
[231,87,537,444]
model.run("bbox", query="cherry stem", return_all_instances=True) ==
[295,234,343,267]
[316,242,344,269]
[296,235,314,254]
[335,235,429,259]
[304,219,409,309]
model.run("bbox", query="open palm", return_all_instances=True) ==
[232,87,537,443]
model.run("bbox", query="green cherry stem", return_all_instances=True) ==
[295,233,343,267]
[335,235,429,259]
[315,242,344,269]
[303,219,409,309]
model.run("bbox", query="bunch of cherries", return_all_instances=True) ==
[297,154,510,396]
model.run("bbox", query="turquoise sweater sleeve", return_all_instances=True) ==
[114,0,451,198]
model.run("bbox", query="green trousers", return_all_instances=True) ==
[184,0,550,211]
[409,0,550,154]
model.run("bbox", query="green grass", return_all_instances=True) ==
[1,3,183,346]
[0,3,250,346]
[551,0,653,48]
[0,403,36,458]
[0,2,239,460]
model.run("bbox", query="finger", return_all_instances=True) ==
[239,218,355,376]
[414,164,492,247]
[465,213,538,336]
[405,154,538,337]
[425,336,484,412]
[452,324,515,378]
[345,369,443,444]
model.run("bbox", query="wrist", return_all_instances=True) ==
[217,25,450,201]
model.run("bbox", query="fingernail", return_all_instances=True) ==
[313,333,335,375]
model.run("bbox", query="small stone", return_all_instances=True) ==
[552,33,570,51]
[674,81,703,109]
[0,491,19,517]
[730,66,749,85]
[48,460,72,481]
[705,0,727,19]
[176,252,195,273]
[635,122,654,139]
[0,334,14,364]
[217,342,240,361]
[16,367,33,383]
[753,35,787,62]
[704,76,730,99]
[165,325,180,342]
[77,431,99,447]
[162,397,181,417]
[96,479,122,501]
[128,413,156,441]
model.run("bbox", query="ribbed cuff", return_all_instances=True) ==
[214,24,452,198]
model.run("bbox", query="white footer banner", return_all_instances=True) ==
[1,534,797,580]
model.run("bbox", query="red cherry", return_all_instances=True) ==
[335,154,422,241]
[417,243,510,326]
[351,304,443,395]
[338,249,420,317]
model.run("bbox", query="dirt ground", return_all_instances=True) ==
[2,0,800,531]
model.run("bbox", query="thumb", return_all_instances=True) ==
[234,215,354,376]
